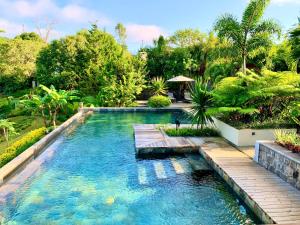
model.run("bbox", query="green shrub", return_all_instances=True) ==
[0,127,46,167]
[164,127,219,137]
[148,95,171,108]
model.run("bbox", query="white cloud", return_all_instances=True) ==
[0,19,25,36]
[0,0,111,25]
[271,0,300,5]
[126,24,166,44]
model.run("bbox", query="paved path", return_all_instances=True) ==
[134,125,300,224]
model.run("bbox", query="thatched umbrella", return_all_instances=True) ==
[167,76,194,101]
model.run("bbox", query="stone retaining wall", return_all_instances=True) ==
[256,141,300,190]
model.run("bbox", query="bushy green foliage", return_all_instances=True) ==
[150,77,167,96]
[148,95,171,108]
[0,127,46,167]
[21,85,79,127]
[0,37,45,93]
[289,19,300,64]
[36,27,146,106]
[211,70,300,126]
[164,127,219,137]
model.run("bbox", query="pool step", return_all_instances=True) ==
[185,154,212,172]
[137,158,196,185]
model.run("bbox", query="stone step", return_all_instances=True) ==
[185,153,212,172]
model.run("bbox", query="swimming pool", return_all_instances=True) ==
[0,111,259,224]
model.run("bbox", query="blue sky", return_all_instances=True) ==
[0,0,299,52]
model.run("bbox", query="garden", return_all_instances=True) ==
[0,0,300,168]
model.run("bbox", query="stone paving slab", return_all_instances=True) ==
[134,124,300,224]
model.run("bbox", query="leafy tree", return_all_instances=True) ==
[150,77,167,96]
[0,37,46,93]
[0,119,17,145]
[266,40,297,72]
[115,23,127,48]
[169,29,206,48]
[289,18,300,71]
[15,32,43,42]
[190,79,214,129]
[214,0,281,74]
[36,27,146,106]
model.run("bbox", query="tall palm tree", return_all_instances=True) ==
[0,119,17,146]
[214,0,281,74]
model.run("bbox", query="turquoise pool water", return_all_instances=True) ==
[1,111,259,225]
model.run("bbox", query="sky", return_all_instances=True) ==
[0,0,299,52]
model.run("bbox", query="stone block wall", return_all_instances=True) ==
[258,142,300,190]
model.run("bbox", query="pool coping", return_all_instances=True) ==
[0,110,91,187]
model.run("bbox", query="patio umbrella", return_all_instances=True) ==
[167,76,194,101]
[167,75,194,83]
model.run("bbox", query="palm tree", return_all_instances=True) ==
[214,0,281,74]
[0,119,17,146]
[190,80,214,129]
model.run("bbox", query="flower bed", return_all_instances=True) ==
[274,130,300,153]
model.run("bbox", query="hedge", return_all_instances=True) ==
[0,127,46,168]
[164,127,220,137]
[148,95,171,108]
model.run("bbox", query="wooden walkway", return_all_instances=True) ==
[134,125,300,224]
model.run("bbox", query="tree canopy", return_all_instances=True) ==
[36,27,146,106]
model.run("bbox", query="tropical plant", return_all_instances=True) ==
[190,79,214,129]
[0,119,18,145]
[148,95,171,108]
[40,85,78,127]
[288,102,300,126]
[20,93,49,127]
[289,18,300,70]
[150,77,167,95]
[21,85,78,128]
[211,70,300,126]
[214,0,281,74]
